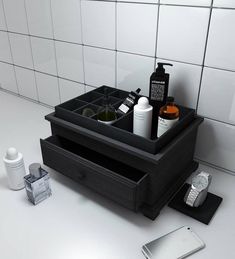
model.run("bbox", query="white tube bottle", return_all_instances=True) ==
[3,147,26,190]
[133,97,153,139]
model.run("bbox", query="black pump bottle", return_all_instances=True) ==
[149,62,173,135]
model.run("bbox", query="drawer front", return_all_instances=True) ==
[40,136,148,211]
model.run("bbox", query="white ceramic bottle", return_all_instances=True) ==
[3,147,26,190]
[133,97,153,139]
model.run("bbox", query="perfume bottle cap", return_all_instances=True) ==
[29,163,42,178]
[6,147,18,160]
[166,96,174,103]
[137,97,150,109]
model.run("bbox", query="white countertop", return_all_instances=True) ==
[0,91,235,259]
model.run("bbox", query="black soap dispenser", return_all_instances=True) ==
[149,62,173,134]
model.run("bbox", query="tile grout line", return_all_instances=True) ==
[154,0,161,69]
[24,0,40,102]
[195,158,235,175]
[79,0,87,91]
[195,0,214,113]
[49,0,62,104]
[1,0,20,95]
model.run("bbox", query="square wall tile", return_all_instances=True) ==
[35,72,60,106]
[59,78,85,103]
[213,0,235,8]
[117,52,155,96]
[15,67,38,100]
[3,0,28,34]
[205,9,235,71]
[198,67,235,124]
[157,6,209,65]
[157,59,202,109]
[0,62,18,93]
[51,0,82,43]
[55,41,84,83]
[86,85,96,93]
[84,46,115,87]
[160,0,212,6]
[81,1,115,49]
[31,37,57,76]
[25,0,53,38]
[0,0,6,30]
[0,31,12,63]
[119,0,157,3]
[195,118,235,173]
[117,3,158,56]
[9,34,34,69]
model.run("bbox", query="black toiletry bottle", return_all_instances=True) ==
[117,88,141,114]
[149,62,173,134]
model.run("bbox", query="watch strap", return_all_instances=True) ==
[186,188,200,207]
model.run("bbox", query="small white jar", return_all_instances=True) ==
[133,97,153,139]
[3,147,26,190]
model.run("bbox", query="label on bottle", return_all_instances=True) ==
[157,117,179,137]
[150,80,165,101]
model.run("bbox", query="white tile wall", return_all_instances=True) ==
[59,78,85,103]
[55,41,84,83]
[157,59,202,109]
[213,0,235,8]
[160,0,212,6]
[117,3,158,56]
[0,62,18,93]
[198,67,235,124]
[51,0,82,43]
[15,67,38,100]
[31,37,57,75]
[0,0,6,30]
[205,9,235,71]
[195,119,235,173]
[35,72,60,106]
[117,52,154,96]
[0,1,234,174]
[3,0,28,34]
[9,34,34,69]
[25,0,53,38]
[81,1,115,49]
[84,46,115,87]
[0,31,12,63]
[157,5,210,65]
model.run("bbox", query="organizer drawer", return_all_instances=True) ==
[40,136,148,211]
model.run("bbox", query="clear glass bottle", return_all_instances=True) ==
[97,89,117,125]
[157,96,179,137]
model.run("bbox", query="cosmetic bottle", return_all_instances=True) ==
[157,96,179,137]
[97,89,117,125]
[117,88,141,114]
[3,147,26,190]
[149,62,173,131]
[133,97,153,139]
[24,163,51,205]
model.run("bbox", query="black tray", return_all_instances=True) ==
[55,85,195,154]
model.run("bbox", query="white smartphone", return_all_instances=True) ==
[142,226,205,259]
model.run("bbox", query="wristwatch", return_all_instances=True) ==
[184,172,212,207]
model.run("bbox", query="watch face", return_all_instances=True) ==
[192,175,208,191]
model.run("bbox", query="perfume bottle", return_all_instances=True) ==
[157,96,179,137]
[97,89,117,125]
[117,88,141,114]
[24,163,51,205]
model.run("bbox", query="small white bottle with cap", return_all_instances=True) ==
[133,97,153,139]
[3,147,26,190]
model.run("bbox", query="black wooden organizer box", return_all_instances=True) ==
[40,85,203,220]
